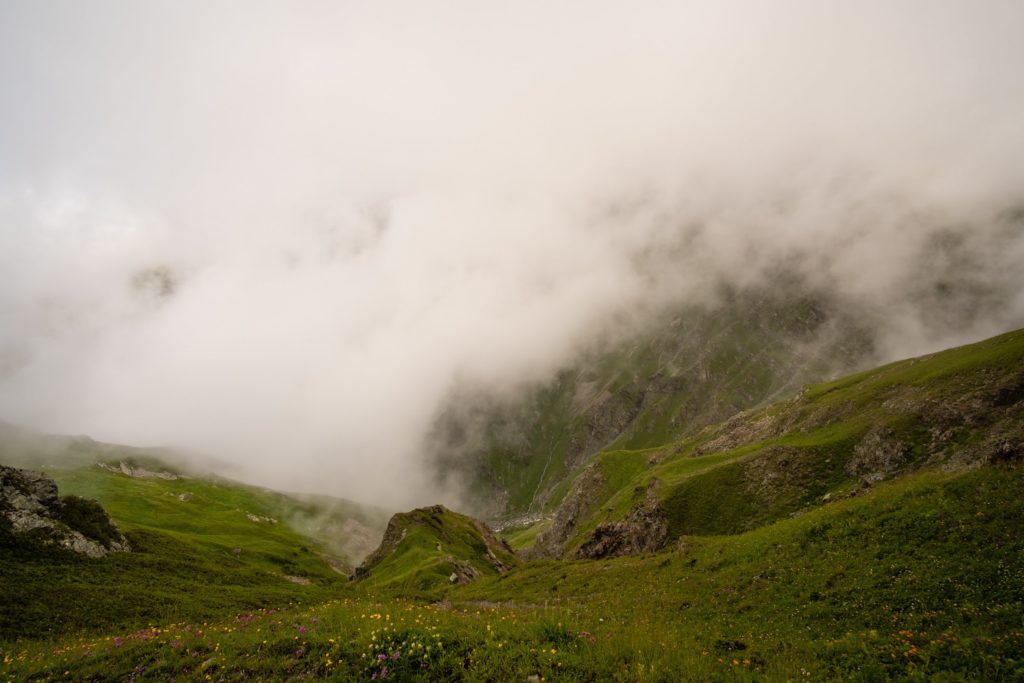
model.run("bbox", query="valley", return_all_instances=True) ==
[2,326,1022,680]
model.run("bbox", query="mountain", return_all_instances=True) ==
[431,284,875,521]
[528,326,1024,559]
[1,327,1022,680]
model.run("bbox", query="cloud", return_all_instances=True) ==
[0,1,1022,507]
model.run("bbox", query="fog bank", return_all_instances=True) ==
[1,1,1023,507]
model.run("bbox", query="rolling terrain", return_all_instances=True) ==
[1,327,1022,680]
[0,434,388,641]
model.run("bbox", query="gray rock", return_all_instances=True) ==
[0,465,129,557]
[845,426,911,483]
[576,479,669,560]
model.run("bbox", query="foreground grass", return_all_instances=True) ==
[4,465,1023,681]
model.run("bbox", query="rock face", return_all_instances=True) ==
[845,426,911,484]
[97,460,184,480]
[0,466,129,557]
[576,503,669,560]
[531,462,605,559]
[576,480,669,560]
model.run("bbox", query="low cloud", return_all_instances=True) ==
[0,1,1022,508]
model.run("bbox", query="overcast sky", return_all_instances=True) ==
[1,1,1023,507]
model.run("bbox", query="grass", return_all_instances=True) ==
[2,328,1022,680]
[452,293,874,518]
[0,461,386,642]
[3,465,1023,680]
[356,507,518,596]
[500,522,545,551]
[803,328,1024,405]
[539,327,1024,555]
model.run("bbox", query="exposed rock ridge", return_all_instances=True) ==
[0,465,130,557]
[576,478,668,560]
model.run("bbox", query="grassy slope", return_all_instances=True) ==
[0,453,388,642]
[537,327,1024,556]
[356,507,518,595]
[453,291,871,520]
[0,466,352,642]
[4,465,1021,681]
[2,329,1022,679]
[50,466,388,572]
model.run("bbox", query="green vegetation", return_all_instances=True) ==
[3,466,1023,680]
[446,291,873,519]
[355,506,518,595]
[56,495,125,549]
[544,328,1024,555]
[1,328,1022,680]
[0,446,387,643]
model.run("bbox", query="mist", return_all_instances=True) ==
[1,1,1023,508]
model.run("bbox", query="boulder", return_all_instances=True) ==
[0,465,129,557]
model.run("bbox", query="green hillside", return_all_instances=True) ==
[3,453,1022,680]
[0,439,388,641]
[528,326,1024,559]
[353,505,518,595]
[1,328,1022,680]
[433,287,874,521]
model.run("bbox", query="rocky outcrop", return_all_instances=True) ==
[575,478,668,559]
[0,466,129,557]
[447,559,481,584]
[530,462,605,559]
[97,460,184,480]
[845,426,911,483]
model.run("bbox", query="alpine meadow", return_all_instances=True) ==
[2,2,1024,681]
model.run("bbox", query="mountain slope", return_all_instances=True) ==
[0,434,389,640]
[6,445,1023,680]
[529,326,1024,558]
[2,328,1023,680]
[431,285,874,521]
